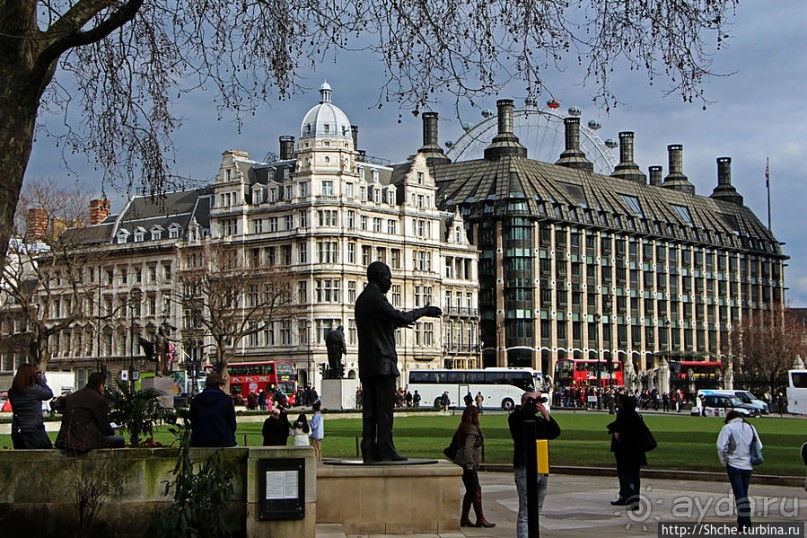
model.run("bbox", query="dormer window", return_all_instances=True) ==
[134,227,146,242]
[116,229,130,244]
[168,224,182,239]
[324,123,330,133]
[150,226,164,241]
[417,172,424,185]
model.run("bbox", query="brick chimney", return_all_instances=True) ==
[89,198,111,225]
[26,208,48,240]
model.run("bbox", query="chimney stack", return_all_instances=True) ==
[418,113,451,166]
[279,136,295,160]
[649,166,663,186]
[662,144,695,194]
[484,100,528,161]
[555,117,593,172]
[611,131,646,183]
[89,199,111,225]
[26,208,48,239]
[710,157,743,204]
[351,125,359,151]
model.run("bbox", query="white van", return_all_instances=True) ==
[691,389,759,418]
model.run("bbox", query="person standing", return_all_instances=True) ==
[290,413,310,446]
[354,261,441,463]
[8,364,54,449]
[717,410,763,531]
[607,393,651,509]
[508,391,561,538]
[263,407,291,446]
[475,392,484,415]
[55,372,125,452]
[189,373,237,447]
[412,390,421,408]
[454,406,495,528]
[309,401,324,460]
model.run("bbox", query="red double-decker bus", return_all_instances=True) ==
[227,360,297,405]
[669,360,723,392]
[554,358,624,387]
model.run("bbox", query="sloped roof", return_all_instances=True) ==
[402,154,782,256]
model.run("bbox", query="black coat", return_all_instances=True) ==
[508,403,561,467]
[607,409,648,467]
[55,385,116,452]
[189,388,237,447]
[262,413,291,446]
[355,281,421,379]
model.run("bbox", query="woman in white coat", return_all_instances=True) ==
[716,410,762,531]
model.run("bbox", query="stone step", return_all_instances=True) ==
[316,522,346,538]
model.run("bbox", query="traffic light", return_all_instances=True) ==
[318,363,327,376]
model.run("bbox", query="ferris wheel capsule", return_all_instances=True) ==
[588,120,602,130]
[445,140,454,148]
[462,122,473,131]
[568,106,582,116]
[547,99,560,109]
[605,138,618,149]
[481,109,495,118]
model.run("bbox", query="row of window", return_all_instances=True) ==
[116,224,182,244]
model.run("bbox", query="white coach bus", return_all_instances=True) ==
[406,368,546,411]
[786,369,807,415]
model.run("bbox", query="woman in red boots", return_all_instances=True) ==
[453,405,495,527]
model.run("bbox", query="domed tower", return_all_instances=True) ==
[299,81,354,149]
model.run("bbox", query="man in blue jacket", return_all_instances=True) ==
[189,373,237,447]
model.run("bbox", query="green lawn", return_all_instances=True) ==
[3,412,804,476]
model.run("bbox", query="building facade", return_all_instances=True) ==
[5,83,479,390]
[413,99,786,388]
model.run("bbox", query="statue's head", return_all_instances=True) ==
[367,261,392,293]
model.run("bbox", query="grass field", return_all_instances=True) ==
[3,411,804,476]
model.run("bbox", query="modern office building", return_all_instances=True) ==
[410,98,786,386]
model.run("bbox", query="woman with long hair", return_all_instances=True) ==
[453,405,495,527]
[8,364,54,449]
[290,413,310,446]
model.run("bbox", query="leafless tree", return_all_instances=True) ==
[175,242,297,388]
[1,0,739,262]
[0,181,102,371]
[730,304,807,391]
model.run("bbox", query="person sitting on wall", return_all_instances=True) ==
[55,372,125,452]
[189,373,237,447]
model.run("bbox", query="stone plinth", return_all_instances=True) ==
[321,377,360,410]
[316,460,462,534]
[142,376,176,409]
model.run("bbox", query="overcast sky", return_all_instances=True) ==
[25,1,807,306]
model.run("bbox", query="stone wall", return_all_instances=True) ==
[0,446,316,538]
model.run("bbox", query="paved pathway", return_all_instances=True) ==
[334,471,806,538]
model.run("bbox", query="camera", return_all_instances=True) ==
[526,396,548,406]
[536,396,548,403]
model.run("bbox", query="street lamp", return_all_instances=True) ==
[603,296,613,387]
[594,312,602,410]
[302,319,312,389]
[128,288,142,391]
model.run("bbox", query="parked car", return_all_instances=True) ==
[732,390,770,415]
[691,389,759,417]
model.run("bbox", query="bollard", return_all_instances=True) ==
[356,435,360,457]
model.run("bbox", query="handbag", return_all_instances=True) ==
[750,428,763,466]
[640,419,657,452]
[443,433,459,461]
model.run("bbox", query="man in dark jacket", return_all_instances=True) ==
[508,391,561,538]
[355,261,441,463]
[189,373,237,447]
[55,372,124,452]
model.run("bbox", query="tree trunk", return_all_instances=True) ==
[0,58,55,264]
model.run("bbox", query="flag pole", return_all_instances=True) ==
[765,157,771,232]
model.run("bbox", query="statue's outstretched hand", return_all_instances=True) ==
[418,305,442,318]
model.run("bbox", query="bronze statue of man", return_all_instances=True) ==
[354,261,441,463]
[325,325,347,379]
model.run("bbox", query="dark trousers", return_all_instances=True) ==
[727,465,752,528]
[617,462,642,504]
[360,375,397,461]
